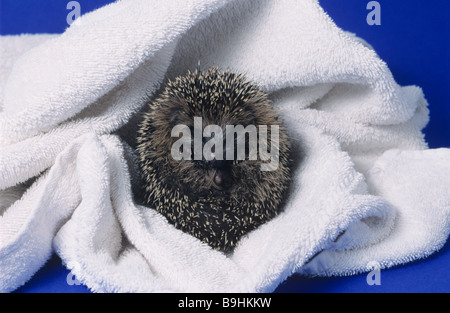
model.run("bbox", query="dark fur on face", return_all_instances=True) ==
[136,67,291,253]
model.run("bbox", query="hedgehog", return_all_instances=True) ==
[136,67,291,253]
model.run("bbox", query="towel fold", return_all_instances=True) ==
[1,0,449,293]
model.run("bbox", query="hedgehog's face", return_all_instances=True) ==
[137,68,290,202]
[149,98,261,196]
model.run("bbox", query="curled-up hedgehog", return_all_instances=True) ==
[136,66,291,253]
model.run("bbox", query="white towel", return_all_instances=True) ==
[1,0,449,293]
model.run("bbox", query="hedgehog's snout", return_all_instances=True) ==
[204,169,232,190]
[202,157,233,190]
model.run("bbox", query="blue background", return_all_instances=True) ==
[1,0,449,293]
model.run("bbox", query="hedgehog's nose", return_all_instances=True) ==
[205,169,224,187]
[205,169,231,190]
